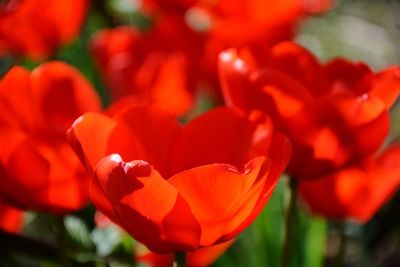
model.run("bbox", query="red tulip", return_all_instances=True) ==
[90,23,197,115]
[136,240,234,267]
[68,104,291,253]
[141,0,332,25]
[219,42,400,179]
[0,0,88,60]
[0,199,23,233]
[138,0,333,71]
[0,62,101,214]
[192,0,333,72]
[90,1,333,111]
[299,145,400,222]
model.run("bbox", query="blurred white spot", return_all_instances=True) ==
[234,59,246,70]
[359,93,369,101]
[220,51,233,62]
[110,0,142,14]
[110,154,122,163]
[185,7,212,32]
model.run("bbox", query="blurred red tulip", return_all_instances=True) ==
[299,145,400,222]
[0,199,23,233]
[68,104,291,253]
[136,240,234,267]
[142,0,332,14]
[0,62,102,214]
[0,0,88,60]
[90,23,197,115]
[90,1,333,112]
[219,42,400,179]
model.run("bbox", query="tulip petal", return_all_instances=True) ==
[90,26,194,115]
[32,61,101,132]
[0,0,88,59]
[90,177,119,225]
[0,67,35,130]
[218,49,253,110]
[186,239,235,266]
[250,68,313,119]
[169,156,271,246]
[225,133,291,240]
[171,107,274,173]
[286,93,389,178]
[69,105,182,177]
[136,239,234,267]
[0,134,88,214]
[300,145,400,222]
[94,154,201,253]
[0,200,23,233]
[370,66,400,108]
[149,53,194,115]
[68,112,120,172]
[325,58,373,96]
[266,42,326,96]
[113,105,182,176]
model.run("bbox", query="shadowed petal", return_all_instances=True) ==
[0,67,35,130]
[32,61,101,132]
[113,105,182,176]
[94,154,201,253]
[171,107,274,173]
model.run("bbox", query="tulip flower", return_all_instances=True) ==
[0,200,23,233]
[299,145,400,222]
[0,0,88,60]
[142,0,332,15]
[68,104,291,253]
[0,62,101,214]
[138,0,333,75]
[90,23,196,115]
[219,42,400,179]
[90,1,333,112]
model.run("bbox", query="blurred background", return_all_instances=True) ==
[1,0,400,266]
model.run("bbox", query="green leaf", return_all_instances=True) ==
[303,217,327,267]
[91,225,123,257]
[64,216,94,250]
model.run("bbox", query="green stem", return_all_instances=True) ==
[175,252,186,267]
[281,179,298,267]
[335,222,347,267]
[55,216,68,267]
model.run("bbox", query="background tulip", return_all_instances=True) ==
[0,199,23,233]
[0,0,88,60]
[0,62,101,214]
[0,0,399,266]
[299,145,400,222]
[89,0,333,115]
[219,42,400,179]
